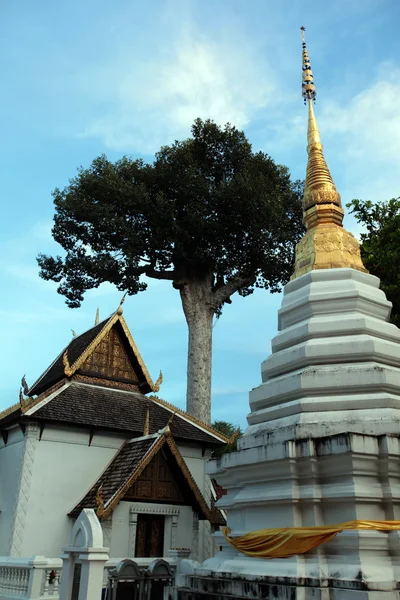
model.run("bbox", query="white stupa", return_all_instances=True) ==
[184,29,400,600]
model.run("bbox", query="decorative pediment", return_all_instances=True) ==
[27,308,162,396]
[123,447,185,504]
[79,325,140,385]
[70,428,220,524]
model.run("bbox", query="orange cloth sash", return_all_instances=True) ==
[223,520,400,559]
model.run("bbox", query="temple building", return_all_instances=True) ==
[183,28,400,600]
[0,302,228,562]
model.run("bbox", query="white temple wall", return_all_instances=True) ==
[2,419,215,560]
[0,426,24,554]
[177,442,206,490]
[20,424,126,557]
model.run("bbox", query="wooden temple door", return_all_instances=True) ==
[135,514,165,557]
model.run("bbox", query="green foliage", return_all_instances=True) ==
[38,118,304,310]
[211,420,242,457]
[347,197,400,326]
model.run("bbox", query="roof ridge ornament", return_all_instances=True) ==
[116,293,127,316]
[63,349,73,376]
[21,375,29,396]
[95,484,105,518]
[143,406,150,436]
[152,370,163,392]
[95,307,100,325]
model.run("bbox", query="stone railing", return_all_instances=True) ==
[0,557,62,600]
[0,555,180,600]
[102,556,178,586]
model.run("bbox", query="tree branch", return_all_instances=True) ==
[211,274,255,310]
[144,268,176,281]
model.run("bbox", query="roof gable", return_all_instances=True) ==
[70,430,218,523]
[28,313,162,397]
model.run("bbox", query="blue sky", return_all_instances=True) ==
[1,0,399,427]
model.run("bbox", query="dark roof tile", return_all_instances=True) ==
[71,437,155,517]
[31,382,223,445]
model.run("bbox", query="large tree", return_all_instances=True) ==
[347,197,400,327]
[38,119,304,423]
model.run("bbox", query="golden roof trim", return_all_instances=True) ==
[64,314,117,375]
[165,435,213,521]
[143,407,150,436]
[0,401,21,421]
[95,484,105,518]
[149,395,231,443]
[118,315,161,392]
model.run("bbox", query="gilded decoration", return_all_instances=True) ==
[143,408,150,436]
[0,402,21,421]
[292,28,367,280]
[72,373,140,392]
[292,224,368,279]
[95,484,105,518]
[59,304,162,393]
[80,327,139,383]
[124,449,185,504]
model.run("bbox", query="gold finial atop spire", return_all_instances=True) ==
[301,26,316,104]
[291,28,368,279]
[95,307,100,325]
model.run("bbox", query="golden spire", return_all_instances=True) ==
[300,26,343,227]
[291,28,367,279]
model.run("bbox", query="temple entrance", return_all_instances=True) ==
[135,514,165,557]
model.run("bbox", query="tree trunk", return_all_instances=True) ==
[179,273,214,424]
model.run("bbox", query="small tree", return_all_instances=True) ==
[38,119,304,423]
[211,420,242,457]
[347,197,400,327]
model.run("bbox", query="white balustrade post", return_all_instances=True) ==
[77,550,109,600]
[59,509,109,600]
[27,557,48,600]
[58,552,76,600]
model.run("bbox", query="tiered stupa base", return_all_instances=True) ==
[183,269,400,599]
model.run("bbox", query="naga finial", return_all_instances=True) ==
[152,371,163,392]
[95,484,105,518]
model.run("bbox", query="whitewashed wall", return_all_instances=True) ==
[3,421,215,561]
[20,424,126,557]
[0,426,25,554]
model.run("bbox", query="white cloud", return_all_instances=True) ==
[321,66,400,162]
[318,64,400,203]
[82,26,275,153]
